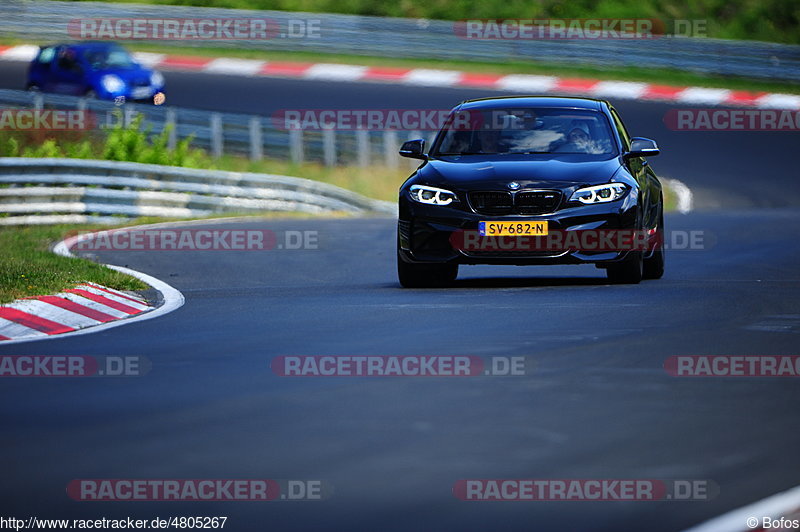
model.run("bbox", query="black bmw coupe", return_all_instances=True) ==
[397,96,665,287]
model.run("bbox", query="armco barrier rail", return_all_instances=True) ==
[0,158,396,225]
[0,88,432,167]
[1,0,799,82]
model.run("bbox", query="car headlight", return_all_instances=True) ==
[409,185,458,206]
[150,71,165,87]
[101,74,125,94]
[569,183,629,204]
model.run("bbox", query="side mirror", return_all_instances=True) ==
[625,137,660,158]
[399,139,426,160]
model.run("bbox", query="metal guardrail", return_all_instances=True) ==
[1,0,799,82]
[0,157,396,224]
[0,88,433,167]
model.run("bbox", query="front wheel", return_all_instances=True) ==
[643,208,665,280]
[606,251,643,284]
[397,251,458,288]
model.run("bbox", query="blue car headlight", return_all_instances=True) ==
[409,185,458,206]
[569,183,629,204]
[101,74,125,94]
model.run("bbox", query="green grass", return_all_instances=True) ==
[0,224,148,303]
[49,0,800,44]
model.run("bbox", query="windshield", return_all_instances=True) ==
[432,107,617,157]
[80,46,137,70]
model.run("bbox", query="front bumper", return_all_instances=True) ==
[99,86,166,105]
[398,195,642,266]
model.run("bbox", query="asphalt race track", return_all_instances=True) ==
[1,61,800,531]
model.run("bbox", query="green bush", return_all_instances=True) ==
[0,110,213,169]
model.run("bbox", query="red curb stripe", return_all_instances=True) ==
[261,61,313,76]
[0,334,11,341]
[459,73,504,88]
[726,90,768,106]
[554,78,599,92]
[0,46,11,54]
[37,296,118,323]
[82,284,146,306]
[362,66,412,81]
[641,84,685,100]
[65,289,142,315]
[0,308,75,335]
[160,55,213,70]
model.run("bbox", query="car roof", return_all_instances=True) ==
[50,41,124,51]
[456,96,607,111]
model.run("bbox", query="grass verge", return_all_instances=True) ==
[0,224,147,304]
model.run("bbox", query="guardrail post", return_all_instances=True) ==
[356,130,369,167]
[249,116,263,161]
[123,104,135,128]
[322,128,336,166]
[77,98,87,112]
[210,113,223,159]
[289,129,304,165]
[33,93,43,111]
[384,130,398,169]
[165,108,177,151]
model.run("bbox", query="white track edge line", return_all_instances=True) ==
[682,484,800,532]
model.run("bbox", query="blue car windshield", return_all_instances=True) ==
[433,108,617,157]
[81,47,137,70]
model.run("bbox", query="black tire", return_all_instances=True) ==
[397,251,458,288]
[606,251,643,284]
[643,208,665,280]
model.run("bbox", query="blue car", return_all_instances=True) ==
[26,42,166,104]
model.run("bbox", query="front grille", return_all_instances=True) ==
[468,189,562,215]
[515,191,562,215]
[469,191,513,215]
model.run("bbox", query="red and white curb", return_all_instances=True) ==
[1,44,798,110]
[0,228,184,345]
[0,282,153,342]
